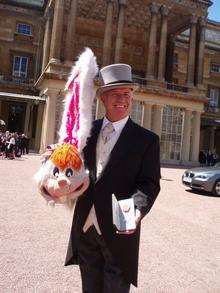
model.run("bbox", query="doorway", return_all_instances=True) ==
[8,102,26,133]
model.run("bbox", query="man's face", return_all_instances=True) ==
[100,87,133,122]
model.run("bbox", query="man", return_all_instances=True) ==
[65,64,161,292]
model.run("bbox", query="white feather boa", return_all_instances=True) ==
[58,48,98,152]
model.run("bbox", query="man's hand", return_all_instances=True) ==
[41,144,59,163]
[116,209,142,235]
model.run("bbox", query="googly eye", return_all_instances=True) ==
[65,168,73,178]
[53,167,59,178]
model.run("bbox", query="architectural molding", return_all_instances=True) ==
[190,14,198,25]
[149,2,160,14]
[160,5,169,16]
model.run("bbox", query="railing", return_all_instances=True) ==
[0,76,34,86]
[167,83,188,93]
[95,75,190,94]
[132,76,147,87]
[204,105,220,113]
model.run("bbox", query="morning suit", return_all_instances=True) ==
[65,117,161,287]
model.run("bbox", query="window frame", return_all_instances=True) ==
[130,100,144,126]
[208,86,220,108]
[16,23,32,36]
[12,56,29,78]
[210,63,220,73]
[160,105,184,161]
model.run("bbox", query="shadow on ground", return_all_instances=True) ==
[185,188,219,198]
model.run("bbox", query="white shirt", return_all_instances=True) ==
[9,137,15,145]
[83,116,129,234]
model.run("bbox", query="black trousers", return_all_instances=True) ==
[77,226,130,293]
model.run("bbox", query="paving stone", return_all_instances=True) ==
[0,155,219,292]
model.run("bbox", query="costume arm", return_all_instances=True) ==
[132,135,161,218]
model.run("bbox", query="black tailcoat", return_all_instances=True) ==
[65,118,161,287]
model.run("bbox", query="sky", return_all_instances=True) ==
[208,0,220,22]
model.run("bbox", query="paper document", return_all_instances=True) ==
[112,194,136,231]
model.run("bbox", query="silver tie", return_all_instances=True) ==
[101,122,115,144]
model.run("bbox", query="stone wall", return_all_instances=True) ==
[173,38,220,91]
[0,4,43,84]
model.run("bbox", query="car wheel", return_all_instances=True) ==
[213,180,220,196]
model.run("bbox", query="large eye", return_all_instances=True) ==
[53,167,59,178]
[66,168,73,178]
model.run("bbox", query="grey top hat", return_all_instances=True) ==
[96,64,137,97]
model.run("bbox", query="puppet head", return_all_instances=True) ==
[34,48,98,204]
[36,144,89,203]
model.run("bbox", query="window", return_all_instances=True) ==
[16,23,32,36]
[173,53,178,65]
[210,63,220,73]
[160,106,184,161]
[209,87,220,108]
[13,56,28,78]
[92,98,98,120]
[130,100,143,125]
[172,78,178,85]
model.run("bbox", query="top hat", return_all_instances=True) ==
[96,64,138,97]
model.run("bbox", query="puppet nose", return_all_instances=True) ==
[58,179,68,187]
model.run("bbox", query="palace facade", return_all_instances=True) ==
[0,0,45,150]
[0,0,219,165]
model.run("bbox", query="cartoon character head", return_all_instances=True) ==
[34,48,98,205]
[35,144,89,203]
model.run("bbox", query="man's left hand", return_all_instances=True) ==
[116,209,142,235]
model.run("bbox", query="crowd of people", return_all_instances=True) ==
[199,150,218,166]
[0,131,29,159]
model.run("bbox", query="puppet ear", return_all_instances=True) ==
[58,48,98,151]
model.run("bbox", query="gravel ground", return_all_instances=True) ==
[0,154,220,293]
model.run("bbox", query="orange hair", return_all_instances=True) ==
[50,144,82,171]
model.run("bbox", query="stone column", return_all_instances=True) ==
[42,8,53,72]
[24,102,31,136]
[50,0,64,60]
[40,89,58,152]
[143,103,153,130]
[146,3,159,79]
[102,0,114,66]
[151,104,163,138]
[114,0,126,63]
[196,17,206,87]
[181,109,192,162]
[190,111,201,162]
[35,102,44,151]
[64,0,77,63]
[187,15,198,87]
[158,5,169,81]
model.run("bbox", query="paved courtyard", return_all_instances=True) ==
[0,154,220,293]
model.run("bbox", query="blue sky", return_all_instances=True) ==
[208,0,220,22]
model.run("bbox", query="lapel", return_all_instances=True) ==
[85,119,103,181]
[95,117,134,184]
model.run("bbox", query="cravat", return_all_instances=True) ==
[101,122,115,144]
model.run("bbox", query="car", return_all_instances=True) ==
[182,164,220,196]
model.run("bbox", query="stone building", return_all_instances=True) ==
[0,0,45,149]
[174,19,220,163]
[0,0,220,165]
